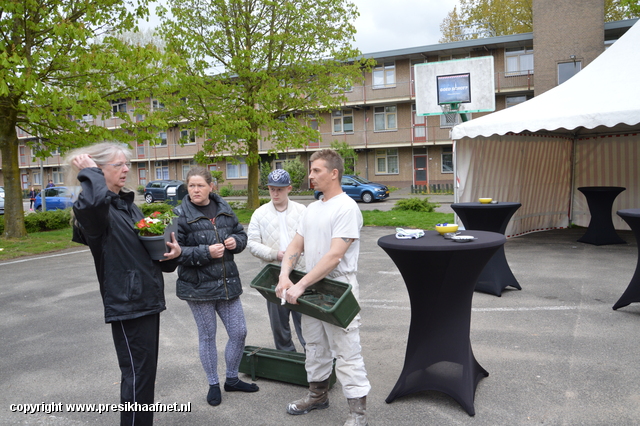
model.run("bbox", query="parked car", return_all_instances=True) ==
[314,175,390,203]
[143,180,186,204]
[0,187,4,215]
[34,186,75,211]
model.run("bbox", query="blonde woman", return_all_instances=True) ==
[66,142,181,426]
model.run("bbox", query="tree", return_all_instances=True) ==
[283,158,306,191]
[439,0,640,42]
[157,0,373,209]
[330,140,356,175]
[0,0,174,238]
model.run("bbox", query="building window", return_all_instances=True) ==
[152,99,165,111]
[376,148,399,174]
[180,129,196,145]
[374,106,397,131]
[111,99,127,115]
[138,167,147,186]
[506,95,528,108]
[274,154,298,170]
[412,104,426,139]
[558,61,581,85]
[155,161,169,180]
[332,109,353,134]
[227,157,248,179]
[33,172,42,186]
[373,62,396,88]
[442,147,453,173]
[182,160,196,179]
[506,47,534,75]
[155,132,167,147]
[52,167,64,184]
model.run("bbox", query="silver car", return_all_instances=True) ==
[0,186,4,214]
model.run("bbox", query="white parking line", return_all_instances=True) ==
[0,249,90,266]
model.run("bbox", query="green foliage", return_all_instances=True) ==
[139,203,175,217]
[134,210,178,236]
[210,170,224,187]
[439,0,639,42]
[156,0,374,208]
[0,0,179,238]
[219,183,234,197]
[137,185,146,195]
[331,141,357,175]
[259,162,271,190]
[392,197,440,213]
[283,159,307,191]
[23,209,73,233]
[361,210,454,230]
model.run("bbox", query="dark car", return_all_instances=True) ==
[34,186,75,211]
[144,180,186,204]
[314,175,390,203]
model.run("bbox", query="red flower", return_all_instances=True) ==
[151,211,161,218]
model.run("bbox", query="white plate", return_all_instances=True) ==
[451,235,476,243]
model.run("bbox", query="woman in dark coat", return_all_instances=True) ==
[67,142,181,426]
[174,166,258,406]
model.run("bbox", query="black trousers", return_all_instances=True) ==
[111,313,160,426]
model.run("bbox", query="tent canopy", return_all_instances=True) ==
[452,20,640,140]
[451,21,640,237]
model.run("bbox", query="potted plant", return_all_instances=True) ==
[134,210,178,260]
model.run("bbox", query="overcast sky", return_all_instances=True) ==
[351,0,459,53]
[141,0,459,54]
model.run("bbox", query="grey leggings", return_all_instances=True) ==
[187,298,247,385]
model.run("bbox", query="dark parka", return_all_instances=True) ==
[72,168,177,323]
[174,193,247,301]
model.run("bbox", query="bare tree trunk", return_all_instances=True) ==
[246,137,260,210]
[0,104,28,238]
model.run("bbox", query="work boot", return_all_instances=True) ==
[286,379,330,415]
[344,396,368,426]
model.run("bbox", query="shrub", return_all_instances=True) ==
[219,183,234,197]
[392,197,439,213]
[137,185,145,195]
[24,209,73,233]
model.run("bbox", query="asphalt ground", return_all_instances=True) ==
[3,211,640,425]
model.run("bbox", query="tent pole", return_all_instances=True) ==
[568,134,577,227]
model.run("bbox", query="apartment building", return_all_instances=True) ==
[7,15,637,193]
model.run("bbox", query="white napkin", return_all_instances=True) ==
[395,228,425,239]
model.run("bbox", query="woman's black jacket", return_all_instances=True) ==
[72,168,177,323]
[174,193,247,301]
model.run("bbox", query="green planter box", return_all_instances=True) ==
[239,346,336,388]
[250,264,361,328]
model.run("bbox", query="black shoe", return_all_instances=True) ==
[207,384,221,406]
[224,378,259,392]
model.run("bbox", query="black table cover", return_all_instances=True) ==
[378,230,506,416]
[577,186,626,245]
[451,202,522,296]
[612,209,640,310]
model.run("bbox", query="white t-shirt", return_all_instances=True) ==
[277,209,289,252]
[298,192,362,277]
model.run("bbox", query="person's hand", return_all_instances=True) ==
[209,243,225,259]
[276,250,285,262]
[72,154,98,170]
[161,232,181,261]
[223,236,236,251]
[283,283,304,305]
[275,275,294,299]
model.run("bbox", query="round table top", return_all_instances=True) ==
[617,209,640,218]
[378,230,506,252]
[451,201,521,210]
[578,186,626,193]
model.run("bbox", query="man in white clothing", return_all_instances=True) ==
[276,150,370,426]
[247,169,306,352]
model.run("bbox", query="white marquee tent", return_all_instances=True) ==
[451,20,640,237]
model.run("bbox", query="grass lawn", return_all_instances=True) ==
[0,209,454,261]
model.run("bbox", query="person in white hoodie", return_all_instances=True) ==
[247,169,306,352]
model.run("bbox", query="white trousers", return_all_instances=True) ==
[302,274,371,399]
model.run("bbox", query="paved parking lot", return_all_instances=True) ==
[1,223,639,425]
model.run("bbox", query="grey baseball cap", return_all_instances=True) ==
[268,169,292,187]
